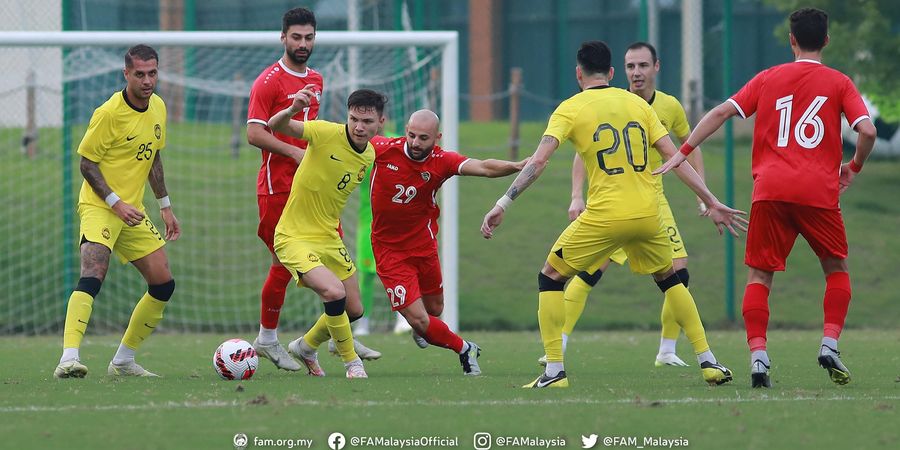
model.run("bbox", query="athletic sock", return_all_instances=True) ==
[562,275,592,335]
[260,265,292,329]
[62,291,94,358]
[823,272,851,340]
[742,283,770,351]
[422,315,465,353]
[121,292,167,352]
[303,314,332,350]
[257,325,278,345]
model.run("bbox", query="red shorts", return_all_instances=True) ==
[745,200,848,272]
[257,193,342,253]
[373,243,443,311]
[257,193,289,253]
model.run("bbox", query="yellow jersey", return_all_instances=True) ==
[77,90,167,210]
[276,120,374,240]
[544,86,668,220]
[643,89,690,193]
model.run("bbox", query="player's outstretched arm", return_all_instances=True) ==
[481,136,559,239]
[459,157,529,178]
[839,118,877,194]
[654,101,739,176]
[247,123,305,164]
[569,153,586,220]
[148,152,180,241]
[654,136,748,237]
[267,86,316,140]
[80,156,145,227]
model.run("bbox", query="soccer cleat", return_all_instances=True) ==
[655,352,690,367]
[459,341,482,376]
[345,359,368,379]
[412,332,430,349]
[327,339,383,360]
[253,338,302,371]
[522,370,569,388]
[54,359,88,379]
[107,360,159,377]
[750,359,772,388]
[287,337,325,376]
[700,361,733,386]
[353,317,370,336]
[818,345,851,385]
[537,354,547,367]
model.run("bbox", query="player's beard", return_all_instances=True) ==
[287,47,312,65]
[408,145,433,161]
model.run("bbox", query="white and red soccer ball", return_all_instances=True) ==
[213,339,258,380]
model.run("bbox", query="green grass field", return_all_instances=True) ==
[2,330,897,450]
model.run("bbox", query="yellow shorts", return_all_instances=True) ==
[548,213,673,277]
[274,235,357,287]
[607,195,687,267]
[78,204,165,263]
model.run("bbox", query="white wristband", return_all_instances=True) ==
[157,195,171,209]
[104,192,121,207]
[496,195,514,211]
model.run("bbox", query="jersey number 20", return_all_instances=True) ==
[593,122,648,175]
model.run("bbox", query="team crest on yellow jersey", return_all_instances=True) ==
[102,227,111,240]
[154,124,161,140]
[357,166,366,182]
[307,253,320,263]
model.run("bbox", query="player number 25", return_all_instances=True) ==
[391,184,417,204]
[775,95,828,149]
[593,121,648,176]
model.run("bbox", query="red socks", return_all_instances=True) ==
[260,265,293,329]
[423,315,464,353]
[742,283,770,351]
[823,272,851,339]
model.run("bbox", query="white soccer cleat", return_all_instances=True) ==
[345,359,368,379]
[253,338,302,371]
[287,337,325,376]
[54,359,88,379]
[328,339,383,360]
[655,352,690,367]
[412,332,430,349]
[107,360,159,377]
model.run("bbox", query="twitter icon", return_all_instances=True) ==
[581,434,598,449]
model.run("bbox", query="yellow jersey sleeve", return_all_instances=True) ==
[301,119,326,146]
[667,98,690,138]
[645,105,669,146]
[77,109,115,163]
[543,101,576,144]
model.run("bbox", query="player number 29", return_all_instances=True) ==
[775,95,828,149]
[387,285,407,308]
[593,121,648,176]
[391,184,417,204]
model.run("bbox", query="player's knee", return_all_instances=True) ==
[320,285,347,302]
[323,297,347,316]
[407,314,429,334]
[576,269,603,287]
[148,279,175,301]
[655,273,682,293]
[75,277,103,298]
[538,272,565,292]
[675,268,690,288]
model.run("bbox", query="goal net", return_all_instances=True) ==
[0,30,459,335]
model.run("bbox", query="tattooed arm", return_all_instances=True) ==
[481,135,560,238]
[81,156,145,226]
[148,152,181,241]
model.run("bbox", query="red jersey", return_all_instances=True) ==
[729,60,868,209]
[247,59,323,195]
[370,136,469,251]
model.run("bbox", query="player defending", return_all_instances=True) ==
[482,41,746,388]
[655,8,876,388]
[370,110,527,375]
[268,88,388,378]
[246,7,380,369]
[541,42,707,368]
[54,45,180,378]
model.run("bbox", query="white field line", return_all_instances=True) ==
[2,395,898,413]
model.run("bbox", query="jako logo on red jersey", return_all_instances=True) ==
[387,164,399,171]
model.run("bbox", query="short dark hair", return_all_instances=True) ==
[125,44,158,68]
[577,41,612,76]
[282,7,316,34]
[790,7,828,51]
[348,89,388,116]
[626,41,658,63]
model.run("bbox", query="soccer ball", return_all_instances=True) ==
[213,339,258,380]
[842,95,900,157]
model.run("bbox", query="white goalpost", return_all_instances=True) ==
[0,30,460,333]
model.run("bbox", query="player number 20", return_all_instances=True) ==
[391,184,417,204]
[593,121,648,175]
[775,95,828,149]
[387,285,407,308]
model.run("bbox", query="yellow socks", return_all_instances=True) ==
[538,290,566,363]
[562,276,591,336]
[663,284,710,354]
[121,292,167,350]
[325,312,357,363]
[303,313,332,350]
[659,296,681,341]
[62,291,94,349]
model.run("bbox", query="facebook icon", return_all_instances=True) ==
[327,432,346,450]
